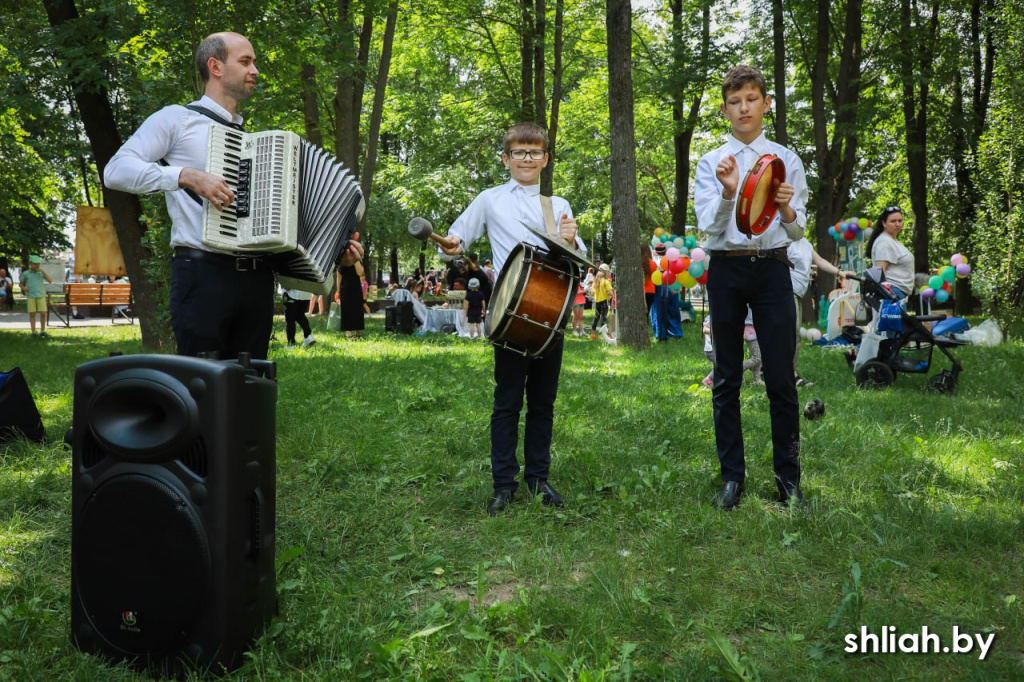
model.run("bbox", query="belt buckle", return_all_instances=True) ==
[755,248,771,259]
[235,257,257,272]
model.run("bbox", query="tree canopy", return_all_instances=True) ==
[2,0,1020,339]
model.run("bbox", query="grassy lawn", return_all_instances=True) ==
[2,313,1023,680]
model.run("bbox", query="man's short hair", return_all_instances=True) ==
[721,64,768,101]
[195,34,229,83]
[503,122,549,154]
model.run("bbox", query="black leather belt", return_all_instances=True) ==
[710,248,794,268]
[173,246,265,272]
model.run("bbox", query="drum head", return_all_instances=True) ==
[485,244,529,339]
[736,154,786,237]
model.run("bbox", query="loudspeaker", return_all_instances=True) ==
[0,367,45,443]
[70,354,277,674]
[385,301,414,335]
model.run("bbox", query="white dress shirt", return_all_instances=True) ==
[787,238,814,297]
[104,96,245,252]
[446,179,586,275]
[694,132,807,251]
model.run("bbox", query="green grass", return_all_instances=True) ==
[2,314,1023,680]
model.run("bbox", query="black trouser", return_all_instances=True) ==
[284,298,312,343]
[490,336,563,492]
[170,254,274,360]
[707,255,799,495]
[592,301,609,331]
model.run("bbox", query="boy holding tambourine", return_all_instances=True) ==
[693,64,809,512]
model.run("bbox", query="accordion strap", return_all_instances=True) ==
[159,105,246,205]
[539,195,558,238]
[184,104,245,131]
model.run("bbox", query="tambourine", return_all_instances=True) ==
[736,154,786,237]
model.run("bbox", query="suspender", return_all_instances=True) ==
[159,104,246,205]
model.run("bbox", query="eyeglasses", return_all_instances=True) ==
[885,206,902,213]
[508,148,546,160]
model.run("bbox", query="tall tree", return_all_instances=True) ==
[606,0,648,350]
[898,0,940,272]
[42,0,169,350]
[807,0,863,286]
[772,0,788,146]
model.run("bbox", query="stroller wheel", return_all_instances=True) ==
[856,360,895,389]
[927,370,956,394]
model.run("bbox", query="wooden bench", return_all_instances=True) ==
[48,282,135,327]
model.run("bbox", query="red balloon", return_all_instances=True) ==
[670,258,685,274]
[843,230,856,241]
[697,272,708,285]
[664,271,676,285]
[942,280,952,292]
[649,259,658,273]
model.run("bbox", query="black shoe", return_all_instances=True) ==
[528,480,564,507]
[712,481,744,511]
[487,489,515,516]
[779,484,806,509]
[72,313,85,319]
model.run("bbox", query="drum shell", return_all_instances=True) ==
[487,244,577,356]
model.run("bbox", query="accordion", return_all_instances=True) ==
[202,127,365,295]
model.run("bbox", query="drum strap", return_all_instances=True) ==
[539,195,558,237]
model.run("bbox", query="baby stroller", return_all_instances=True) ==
[847,269,965,393]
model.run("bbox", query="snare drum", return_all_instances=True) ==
[736,154,786,238]
[485,243,579,357]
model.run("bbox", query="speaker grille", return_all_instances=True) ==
[81,431,106,468]
[248,492,261,558]
[75,473,211,656]
[178,437,208,478]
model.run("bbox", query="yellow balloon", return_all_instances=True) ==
[680,273,697,288]
[654,228,665,237]
[961,256,968,264]
[652,270,663,285]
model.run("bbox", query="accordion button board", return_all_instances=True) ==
[202,127,366,296]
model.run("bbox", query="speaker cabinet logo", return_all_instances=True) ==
[120,610,141,633]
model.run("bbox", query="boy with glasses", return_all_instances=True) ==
[436,122,587,515]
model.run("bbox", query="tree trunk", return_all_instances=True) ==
[534,0,547,129]
[899,0,939,273]
[43,0,169,350]
[520,0,534,121]
[810,0,862,292]
[772,0,788,146]
[334,0,359,171]
[541,0,563,196]
[300,63,324,148]
[606,0,649,351]
[670,2,708,235]
[359,1,399,214]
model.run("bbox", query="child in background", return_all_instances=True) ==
[464,277,486,339]
[703,308,763,386]
[571,282,586,336]
[20,256,52,337]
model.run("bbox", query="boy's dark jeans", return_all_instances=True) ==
[490,336,564,492]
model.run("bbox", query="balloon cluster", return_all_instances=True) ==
[799,327,822,342]
[919,253,971,303]
[828,217,872,242]
[649,229,708,291]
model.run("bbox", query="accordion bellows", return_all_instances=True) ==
[203,128,365,295]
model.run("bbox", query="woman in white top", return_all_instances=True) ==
[865,205,915,296]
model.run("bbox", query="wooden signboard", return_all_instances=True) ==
[75,206,127,277]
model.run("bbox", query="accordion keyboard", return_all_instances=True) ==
[203,128,301,253]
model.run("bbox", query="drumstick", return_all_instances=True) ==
[408,217,452,247]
